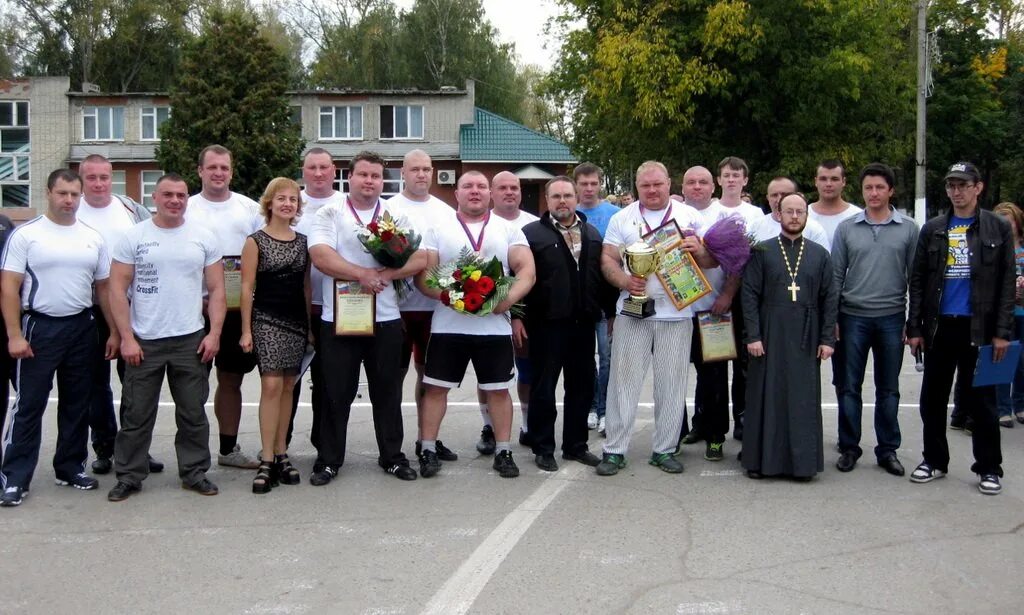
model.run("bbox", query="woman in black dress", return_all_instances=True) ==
[240,177,311,493]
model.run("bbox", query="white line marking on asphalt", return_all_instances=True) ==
[419,463,587,615]
[677,601,741,614]
[699,469,745,477]
[25,398,921,410]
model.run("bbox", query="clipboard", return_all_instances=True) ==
[972,341,1023,387]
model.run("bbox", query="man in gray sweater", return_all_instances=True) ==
[831,163,918,476]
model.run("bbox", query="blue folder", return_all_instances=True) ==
[972,341,1023,387]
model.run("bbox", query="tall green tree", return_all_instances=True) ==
[13,0,199,91]
[156,5,304,198]
[547,0,917,200]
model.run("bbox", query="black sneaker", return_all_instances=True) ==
[309,466,338,486]
[704,442,724,462]
[418,449,442,478]
[417,440,458,461]
[384,462,417,481]
[148,455,165,473]
[979,474,1002,495]
[949,415,966,430]
[91,457,113,475]
[493,450,520,478]
[107,481,139,502]
[182,478,219,496]
[476,425,496,455]
[0,486,26,507]
[435,440,458,461]
[518,429,532,447]
[56,472,99,490]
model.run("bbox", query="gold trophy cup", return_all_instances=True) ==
[621,240,661,318]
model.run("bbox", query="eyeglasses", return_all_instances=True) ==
[945,182,976,192]
[780,209,806,217]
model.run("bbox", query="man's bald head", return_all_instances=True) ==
[491,171,522,213]
[401,149,433,199]
[682,166,715,209]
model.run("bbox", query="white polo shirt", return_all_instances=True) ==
[297,190,345,307]
[186,192,263,256]
[386,193,456,312]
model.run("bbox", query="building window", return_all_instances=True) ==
[111,170,126,196]
[290,106,302,129]
[319,106,362,140]
[83,106,125,141]
[141,170,163,209]
[337,167,403,199]
[140,106,170,141]
[0,100,30,207]
[379,105,423,139]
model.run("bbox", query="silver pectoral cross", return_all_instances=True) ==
[788,282,800,301]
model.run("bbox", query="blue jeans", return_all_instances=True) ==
[837,312,904,460]
[996,315,1024,417]
[591,316,611,417]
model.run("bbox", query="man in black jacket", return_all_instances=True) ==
[514,176,617,471]
[906,161,1014,496]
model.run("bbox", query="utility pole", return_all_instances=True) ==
[914,0,928,226]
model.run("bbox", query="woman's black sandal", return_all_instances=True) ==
[275,454,301,485]
[253,458,276,494]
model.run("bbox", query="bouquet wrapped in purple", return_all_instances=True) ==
[702,215,752,276]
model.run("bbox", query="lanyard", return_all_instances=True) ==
[457,211,490,251]
[638,202,672,234]
[346,197,381,227]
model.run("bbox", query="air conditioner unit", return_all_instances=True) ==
[437,170,456,185]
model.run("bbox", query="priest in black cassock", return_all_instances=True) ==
[741,193,838,480]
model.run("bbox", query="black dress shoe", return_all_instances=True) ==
[92,457,113,475]
[534,454,558,472]
[836,451,857,472]
[148,455,165,473]
[562,450,601,467]
[878,455,906,476]
[746,469,763,479]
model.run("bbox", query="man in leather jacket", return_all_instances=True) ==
[906,161,1014,495]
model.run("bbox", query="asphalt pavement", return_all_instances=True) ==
[1,351,1022,614]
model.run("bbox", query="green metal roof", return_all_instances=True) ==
[460,107,576,163]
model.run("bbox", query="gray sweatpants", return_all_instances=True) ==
[603,317,692,456]
[114,330,211,487]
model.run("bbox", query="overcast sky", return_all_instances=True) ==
[392,0,566,70]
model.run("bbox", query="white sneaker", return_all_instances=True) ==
[587,412,599,430]
[598,416,606,437]
[218,444,259,469]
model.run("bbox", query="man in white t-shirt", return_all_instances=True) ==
[414,171,536,479]
[750,177,831,249]
[711,157,767,444]
[473,170,539,454]
[385,149,459,463]
[286,147,344,450]
[106,173,225,502]
[186,145,263,469]
[75,154,164,477]
[808,160,862,433]
[809,160,862,249]
[308,151,426,485]
[596,161,715,477]
[0,169,114,507]
[675,165,735,461]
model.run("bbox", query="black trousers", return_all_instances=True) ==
[687,316,730,444]
[729,295,747,428]
[287,305,324,448]
[315,320,407,468]
[527,318,596,457]
[920,316,1002,476]
[88,307,118,458]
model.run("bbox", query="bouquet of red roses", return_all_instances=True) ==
[426,247,514,315]
[358,211,421,296]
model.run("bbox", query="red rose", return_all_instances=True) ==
[453,269,463,282]
[387,237,406,252]
[367,222,380,234]
[462,278,479,294]
[381,230,394,241]
[463,292,485,312]
[476,276,495,295]
[440,290,450,306]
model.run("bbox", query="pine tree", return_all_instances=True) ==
[156,5,304,199]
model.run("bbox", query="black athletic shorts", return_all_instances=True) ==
[422,333,514,390]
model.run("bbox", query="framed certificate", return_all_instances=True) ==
[696,310,738,362]
[643,221,712,310]
[333,280,375,336]
[223,256,242,311]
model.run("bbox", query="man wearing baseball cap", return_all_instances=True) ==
[906,161,1014,495]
